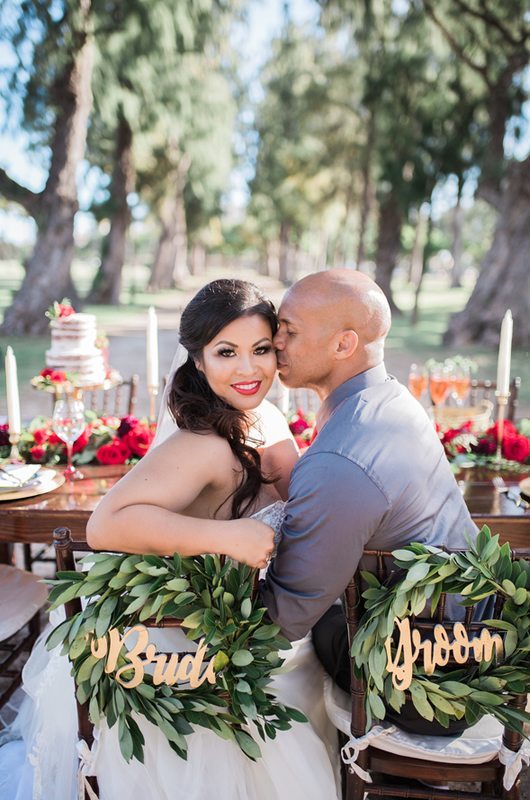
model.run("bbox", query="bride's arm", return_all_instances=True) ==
[253,399,299,500]
[86,431,274,568]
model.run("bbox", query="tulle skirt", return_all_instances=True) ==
[0,611,340,800]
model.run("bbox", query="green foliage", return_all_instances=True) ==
[46,552,305,763]
[352,527,530,734]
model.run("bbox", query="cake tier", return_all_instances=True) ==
[45,350,106,386]
[50,313,98,353]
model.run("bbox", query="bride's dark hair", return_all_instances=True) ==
[168,279,278,519]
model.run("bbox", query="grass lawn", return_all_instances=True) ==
[1,260,529,417]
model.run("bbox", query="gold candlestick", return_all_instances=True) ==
[8,432,24,464]
[495,391,510,461]
[148,386,159,423]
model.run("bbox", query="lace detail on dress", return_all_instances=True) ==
[251,501,286,548]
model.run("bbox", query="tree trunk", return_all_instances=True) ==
[188,243,206,276]
[374,190,402,314]
[0,4,94,335]
[409,205,428,287]
[149,157,190,291]
[356,110,375,269]
[87,113,134,305]
[411,207,433,326]
[450,182,464,288]
[444,155,530,347]
[278,220,291,285]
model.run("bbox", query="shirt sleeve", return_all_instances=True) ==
[259,451,389,641]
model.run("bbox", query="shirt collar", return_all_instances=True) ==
[317,363,389,430]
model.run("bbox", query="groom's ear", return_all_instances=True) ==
[334,329,358,359]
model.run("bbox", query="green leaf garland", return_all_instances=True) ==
[46,553,306,763]
[352,526,530,735]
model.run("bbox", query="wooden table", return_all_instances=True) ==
[0,465,128,545]
[457,472,530,550]
[0,464,528,549]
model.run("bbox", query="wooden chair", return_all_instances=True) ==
[53,526,245,799]
[325,549,528,800]
[469,377,521,422]
[0,558,47,707]
[79,373,139,417]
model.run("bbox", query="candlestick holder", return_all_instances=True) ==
[8,432,25,464]
[494,391,510,461]
[148,386,159,423]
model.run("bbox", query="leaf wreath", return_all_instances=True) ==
[45,552,306,763]
[351,526,530,735]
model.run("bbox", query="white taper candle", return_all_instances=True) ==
[496,309,513,397]
[5,346,21,435]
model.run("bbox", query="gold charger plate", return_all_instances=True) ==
[0,468,65,501]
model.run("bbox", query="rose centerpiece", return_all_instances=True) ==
[0,413,155,466]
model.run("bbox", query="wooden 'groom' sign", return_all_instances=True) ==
[385,617,504,691]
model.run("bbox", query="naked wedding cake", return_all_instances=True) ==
[45,308,106,386]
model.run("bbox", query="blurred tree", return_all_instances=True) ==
[0,0,233,329]
[320,1,486,312]
[422,0,530,346]
[250,18,348,284]
[86,2,234,300]
[0,0,96,333]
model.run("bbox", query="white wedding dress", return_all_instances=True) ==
[0,503,340,800]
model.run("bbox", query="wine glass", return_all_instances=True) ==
[408,363,428,401]
[450,362,471,406]
[52,395,86,481]
[428,362,452,408]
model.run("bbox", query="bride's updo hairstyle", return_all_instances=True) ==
[169,279,278,519]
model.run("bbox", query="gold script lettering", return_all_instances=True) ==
[385,617,504,690]
[91,625,218,690]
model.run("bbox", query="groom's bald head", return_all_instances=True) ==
[274,269,391,397]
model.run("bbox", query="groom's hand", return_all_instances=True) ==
[226,518,275,569]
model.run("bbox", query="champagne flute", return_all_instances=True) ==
[408,363,428,401]
[429,363,452,408]
[52,396,86,481]
[451,362,471,406]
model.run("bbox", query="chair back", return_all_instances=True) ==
[81,374,139,417]
[341,547,528,800]
[0,559,46,707]
[469,376,520,422]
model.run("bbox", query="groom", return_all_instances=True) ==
[259,269,478,725]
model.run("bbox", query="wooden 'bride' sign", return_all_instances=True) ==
[385,617,504,691]
[90,624,217,689]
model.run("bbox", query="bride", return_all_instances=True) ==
[0,279,339,800]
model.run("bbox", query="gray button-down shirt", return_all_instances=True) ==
[260,363,477,641]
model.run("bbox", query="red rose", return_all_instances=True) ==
[502,434,530,464]
[485,420,517,441]
[32,428,50,445]
[96,439,132,465]
[472,435,497,455]
[289,417,310,435]
[47,432,63,445]
[40,368,54,378]
[0,424,10,447]
[123,424,154,457]
[49,370,67,383]
[58,304,75,318]
[29,445,47,462]
[117,415,139,438]
[72,425,92,454]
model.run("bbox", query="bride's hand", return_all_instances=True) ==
[225,518,275,569]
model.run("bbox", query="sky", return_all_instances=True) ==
[0,0,319,245]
